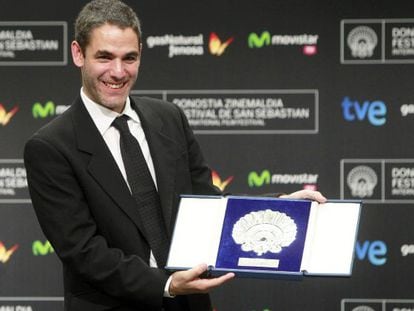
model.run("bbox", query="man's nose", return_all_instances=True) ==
[110,59,126,79]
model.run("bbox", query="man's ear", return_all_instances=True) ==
[71,41,84,67]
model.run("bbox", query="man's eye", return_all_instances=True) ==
[125,56,137,62]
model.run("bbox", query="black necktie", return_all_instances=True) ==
[112,115,169,267]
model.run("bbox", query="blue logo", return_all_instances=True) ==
[341,97,387,126]
[355,240,387,266]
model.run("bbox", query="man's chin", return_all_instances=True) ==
[100,99,127,113]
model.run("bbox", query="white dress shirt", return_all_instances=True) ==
[80,89,174,297]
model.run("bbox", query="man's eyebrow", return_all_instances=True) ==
[93,50,140,58]
[125,51,140,58]
[94,50,113,57]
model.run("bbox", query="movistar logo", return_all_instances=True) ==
[32,240,54,256]
[32,101,55,118]
[248,31,271,48]
[248,170,271,187]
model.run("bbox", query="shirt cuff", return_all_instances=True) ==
[163,275,175,298]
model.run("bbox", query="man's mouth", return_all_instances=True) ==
[103,81,126,89]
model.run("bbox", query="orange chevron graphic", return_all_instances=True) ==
[0,241,19,263]
[209,32,234,56]
[0,104,19,126]
[212,170,234,191]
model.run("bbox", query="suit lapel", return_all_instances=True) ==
[71,97,147,232]
[71,96,180,235]
[132,98,180,234]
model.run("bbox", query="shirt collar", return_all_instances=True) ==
[80,88,140,135]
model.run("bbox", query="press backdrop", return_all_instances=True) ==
[1,1,414,310]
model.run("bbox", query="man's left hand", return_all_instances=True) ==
[279,190,327,203]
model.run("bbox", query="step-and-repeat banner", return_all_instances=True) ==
[1,1,414,310]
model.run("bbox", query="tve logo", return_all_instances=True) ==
[341,97,387,126]
[248,170,271,187]
[356,240,387,266]
[32,240,54,256]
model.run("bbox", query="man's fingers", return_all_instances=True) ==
[284,190,327,203]
[205,272,235,287]
[186,263,208,280]
[189,272,235,293]
[170,265,235,295]
[308,190,327,203]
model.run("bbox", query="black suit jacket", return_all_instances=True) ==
[24,96,221,311]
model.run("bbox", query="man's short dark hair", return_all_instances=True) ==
[75,0,142,53]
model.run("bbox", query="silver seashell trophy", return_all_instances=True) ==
[232,209,297,256]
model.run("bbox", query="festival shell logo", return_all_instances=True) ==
[232,209,297,256]
[347,165,378,198]
[347,26,378,58]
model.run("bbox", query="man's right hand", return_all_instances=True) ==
[169,264,235,296]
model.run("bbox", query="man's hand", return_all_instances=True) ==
[169,264,235,296]
[279,189,327,203]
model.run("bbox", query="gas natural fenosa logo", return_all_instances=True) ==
[0,103,18,126]
[401,244,414,257]
[146,34,204,58]
[209,32,234,56]
[0,241,18,263]
[212,170,234,191]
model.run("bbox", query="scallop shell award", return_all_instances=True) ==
[232,209,297,256]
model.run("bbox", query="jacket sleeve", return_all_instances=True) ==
[24,135,168,309]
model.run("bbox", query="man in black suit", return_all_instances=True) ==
[24,1,326,310]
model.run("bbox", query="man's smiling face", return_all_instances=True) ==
[72,23,141,113]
